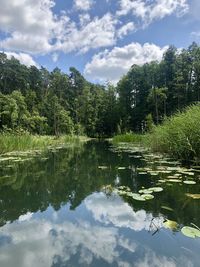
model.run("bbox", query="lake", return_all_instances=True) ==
[0,141,200,267]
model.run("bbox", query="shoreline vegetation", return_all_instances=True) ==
[0,133,89,155]
[1,43,200,161]
[113,104,200,163]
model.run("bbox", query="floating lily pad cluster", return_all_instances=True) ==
[137,161,199,187]
[116,185,163,202]
[0,150,49,167]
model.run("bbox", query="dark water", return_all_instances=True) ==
[0,141,199,267]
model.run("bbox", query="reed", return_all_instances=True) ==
[147,104,200,161]
[0,133,84,154]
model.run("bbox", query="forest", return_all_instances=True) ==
[1,42,200,137]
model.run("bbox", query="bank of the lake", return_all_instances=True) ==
[0,133,89,155]
[113,104,200,163]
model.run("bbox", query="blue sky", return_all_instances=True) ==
[0,0,200,84]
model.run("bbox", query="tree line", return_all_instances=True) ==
[0,54,118,137]
[1,42,200,137]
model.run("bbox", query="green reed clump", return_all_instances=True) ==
[148,104,200,162]
[113,133,144,144]
[0,133,84,154]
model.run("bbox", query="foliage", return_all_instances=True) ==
[1,42,200,139]
[112,133,144,143]
[0,131,82,154]
[116,42,200,132]
[147,104,200,161]
[0,54,118,137]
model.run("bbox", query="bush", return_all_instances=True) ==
[148,104,200,161]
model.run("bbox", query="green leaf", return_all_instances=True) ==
[161,206,174,211]
[118,167,126,170]
[141,194,154,200]
[163,220,178,230]
[139,189,153,194]
[183,180,196,185]
[128,193,146,201]
[181,226,200,238]
[185,193,200,199]
[148,187,163,192]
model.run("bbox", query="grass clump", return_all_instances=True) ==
[0,132,85,155]
[112,133,144,144]
[147,104,200,162]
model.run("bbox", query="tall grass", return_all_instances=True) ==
[112,133,144,144]
[147,104,200,162]
[0,133,85,155]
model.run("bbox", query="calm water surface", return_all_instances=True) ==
[0,141,199,267]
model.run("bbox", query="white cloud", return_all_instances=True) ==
[117,22,135,38]
[56,13,118,54]
[0,193,195,267]
[0,0,56,54]
[18,212,33,222]
[0,0,118,55]
[84,192,164,231]
[84,42,168,84]
[117,0,189,26]
[1,51,38,67]
[79,13,91,26]
[52,52,59,62]
[74,0,94,11]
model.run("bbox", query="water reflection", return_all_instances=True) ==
[0,141,199,266]
[0,192,198,267]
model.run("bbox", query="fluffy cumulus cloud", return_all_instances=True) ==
[0,0,56,54]
[0,0,190,64]
[84,192,164,231]
[56,13,118,54]
[0,207,182,267]
[0,1,120,55]
[117,22,135,38]
[117,0,189,25]
[74,0,94,11]
[1,51,38,67]
[84,42,168,84]
[0,193,195,267]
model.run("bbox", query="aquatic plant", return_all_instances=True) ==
[147,104,200,162]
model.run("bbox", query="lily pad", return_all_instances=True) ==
[148,171,159,176]
[159,170,172,174]
[139,189,153,194]
[183,180,196,185]
[168,179,182,183]
[148,187,163,192]
[118,186,131,191]
[158,180,166,183]
[167,175,180,179]
[181,226,200,238]
[141,194,154,200]
[186,193,200,199]
[128,193,146,201]
[98,166,108,170]
[163,219,178,230]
